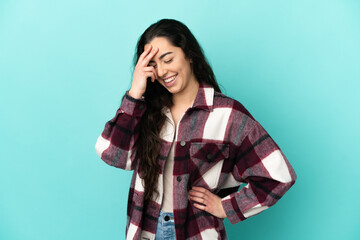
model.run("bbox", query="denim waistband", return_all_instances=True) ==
[159,210,174,222]
[155,210,176,239]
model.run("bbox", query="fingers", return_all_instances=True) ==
[135,45,158,82]
[130,45,159,98]
[188,188,209,207]
[191,186,208,194]
[144,71,157,83]
[143,66,158,81]
[139,46,159,67]
[189,195,207,204]
[193,203,206,210]
[138,45,152,63]
[189,192,211,213]
[189,188,208,198]
[188,187,227,218]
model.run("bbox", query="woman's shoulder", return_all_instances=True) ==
[213,90,255,120]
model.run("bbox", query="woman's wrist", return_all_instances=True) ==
[128,88,144,99]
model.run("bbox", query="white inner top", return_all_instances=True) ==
[161,132,176,213]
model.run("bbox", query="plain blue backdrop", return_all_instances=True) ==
[1,0,359,239]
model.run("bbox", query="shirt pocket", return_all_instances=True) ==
[189,142,229,189]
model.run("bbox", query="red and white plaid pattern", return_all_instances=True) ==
[95,83,297,240]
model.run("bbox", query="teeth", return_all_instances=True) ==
[164,75,177,83]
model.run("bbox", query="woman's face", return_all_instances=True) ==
[144,37,198,96]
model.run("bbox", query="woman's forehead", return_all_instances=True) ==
[144,37,175,51]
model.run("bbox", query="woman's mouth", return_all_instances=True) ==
[163,74,177,87]
[164,74,177,83]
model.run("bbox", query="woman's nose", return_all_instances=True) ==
[157,64,167,79]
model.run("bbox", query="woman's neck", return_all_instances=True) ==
[170,79,199,127]
[172,79,200,109]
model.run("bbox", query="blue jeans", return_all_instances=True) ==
[155,210,176,240]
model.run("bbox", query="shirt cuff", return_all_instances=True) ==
[119,91,146,117]
[221,195,246,224]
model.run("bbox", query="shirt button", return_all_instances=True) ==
[139,104,144,110]
[207,154,212,160]
[180,141,186,146]
[180,213,185,219]
[177,176,182,182]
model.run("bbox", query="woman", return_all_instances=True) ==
[95,18,296,240]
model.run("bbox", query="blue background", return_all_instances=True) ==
[1,0,359,239]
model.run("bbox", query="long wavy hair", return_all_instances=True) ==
[132,19,221,204]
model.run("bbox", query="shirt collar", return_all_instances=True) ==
[191,83,214,112]
[161,83,215,115]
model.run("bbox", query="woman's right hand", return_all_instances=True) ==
[128,45,159,99]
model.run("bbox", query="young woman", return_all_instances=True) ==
[95,18,296,240]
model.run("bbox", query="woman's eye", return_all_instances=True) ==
[164,59,173,63]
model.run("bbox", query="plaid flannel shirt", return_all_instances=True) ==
[95,83,297,240]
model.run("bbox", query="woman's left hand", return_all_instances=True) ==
[188,186,227,219]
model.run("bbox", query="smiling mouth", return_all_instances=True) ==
[163,74,177,83]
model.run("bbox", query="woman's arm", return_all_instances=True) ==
[95,45,159,170]
[221,120,297,224]
[95,92,146,171]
